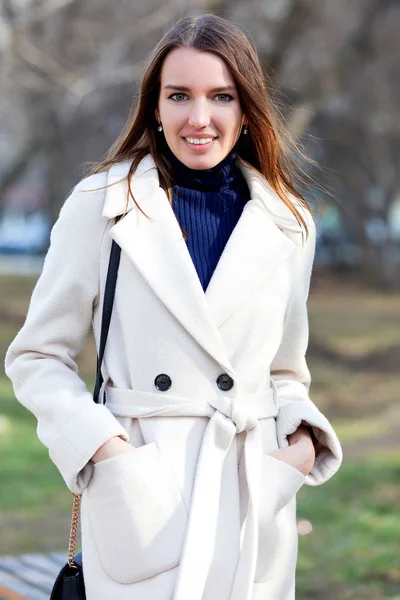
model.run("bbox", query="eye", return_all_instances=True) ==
[215,94,234,102]
[169,93,188,102]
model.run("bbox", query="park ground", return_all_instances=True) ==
[0,273,399,600]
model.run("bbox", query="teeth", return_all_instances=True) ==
[185,137,214,145]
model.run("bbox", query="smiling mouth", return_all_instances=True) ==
[183,137,216,145]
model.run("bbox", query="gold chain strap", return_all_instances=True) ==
[67,493,81,568]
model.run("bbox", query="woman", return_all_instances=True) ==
[5,13,342,600]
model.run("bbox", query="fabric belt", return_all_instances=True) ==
[104,383,279,600]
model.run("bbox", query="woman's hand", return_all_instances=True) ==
[91,436,136,464]
[269,424,316,476]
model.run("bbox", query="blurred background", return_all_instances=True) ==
[0,1,399,599]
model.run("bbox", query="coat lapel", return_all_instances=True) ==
[102,155,304,372]
[204,160,304,327]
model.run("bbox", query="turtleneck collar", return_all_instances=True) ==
[167,147,240,192]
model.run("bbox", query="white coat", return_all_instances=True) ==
[5,154,343,600]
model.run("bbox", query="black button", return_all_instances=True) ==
[154,373,172,391]
[216,373,234,391]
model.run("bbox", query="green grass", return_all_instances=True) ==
[296,452,400,598]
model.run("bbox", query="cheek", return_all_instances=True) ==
[218,108,243,137]
[159,103,185,132]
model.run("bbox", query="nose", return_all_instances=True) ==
[188,98,210,129]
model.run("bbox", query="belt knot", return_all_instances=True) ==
[209,397,257,434]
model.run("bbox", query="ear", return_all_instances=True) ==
[155,108,160,122]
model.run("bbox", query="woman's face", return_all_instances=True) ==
[156,47,246,170]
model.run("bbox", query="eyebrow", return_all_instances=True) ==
[163,85,237,93]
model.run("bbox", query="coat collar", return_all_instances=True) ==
[102,154,304,234]
[102,154,305,374]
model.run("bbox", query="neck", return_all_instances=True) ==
[167,147,239,192]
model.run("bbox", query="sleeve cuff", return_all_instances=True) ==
[275,400,343,486]
[49,403,129,493]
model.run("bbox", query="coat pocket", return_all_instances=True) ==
[260,454,306,516]
[255,454,305,583]
[86,441,188,584]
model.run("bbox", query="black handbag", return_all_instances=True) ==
[50,236,121,600]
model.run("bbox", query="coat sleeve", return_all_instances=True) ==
[271,210,343,486]
[4,173,129,494]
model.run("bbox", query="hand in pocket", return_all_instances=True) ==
[269,424,315,476]
[91,436,136,464]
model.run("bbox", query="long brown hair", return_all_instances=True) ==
[88,14,312,235]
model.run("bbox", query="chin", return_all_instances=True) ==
[181,154,221,170]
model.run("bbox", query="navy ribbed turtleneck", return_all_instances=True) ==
[168,148,250,291]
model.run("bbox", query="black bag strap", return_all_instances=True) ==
[93,235,121,404]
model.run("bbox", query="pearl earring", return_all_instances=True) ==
[157,122,163,132]
[243,126,248,135]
